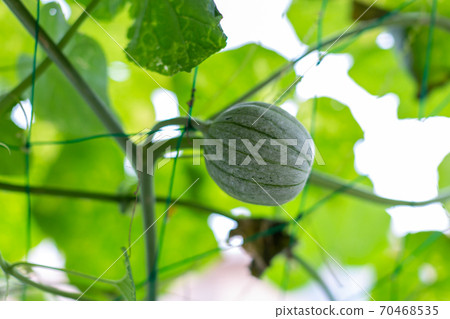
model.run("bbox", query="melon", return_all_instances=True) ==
[201,102,314,206]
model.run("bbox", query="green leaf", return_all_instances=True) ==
[297,97,364,180]
[355,0,450,18]
[76,0,127,21]
[303,193,391,265]
[344,29,416,115]
[340,1,450,118]
[0,191,44,261]
[437,153,450,210]
[0,1,34,92]
[126,0,227,75]
[408,27,450,101]
[298,98,390,264]
[0,111,25,176]
[372,232,450,301]
[263,97,391,291]
[157,206,219,283]
[344,28,450,118]
[29,139,131,299]
[287,0,353,46]
[17,4,110,137]
[39,3,69,42]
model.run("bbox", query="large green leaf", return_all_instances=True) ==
[372,232,450,301]
[157,206,218,284]
[297,97,364,179]
[126,0,227,75]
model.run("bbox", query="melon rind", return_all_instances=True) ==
[204,102,314,206]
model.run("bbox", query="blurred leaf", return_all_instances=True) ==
[157,206,218,283]
[437,153,450,210]
[126,0,227,75]
[408,28,450,99]
[355,0,450,18]
[373,232,450,301]
[0,111,25,176]
[77,0,127,21]
[0,192,43,262]
[171,44,296,119]
[30,139,132,298]
[17,4,110,137]
[39,2,69,41]
[27,139,219,298]
[351,0,450,93]
[0,1,34,91]
[299,98,390,264]
[343,0,450,117]
[352,0,389,21]
[302,193,391,265]
[287,0,353,46]
[342,27,450,118]
[344,29,416,115]
[298,98,364,179]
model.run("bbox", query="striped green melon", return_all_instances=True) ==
[202,102,314,206]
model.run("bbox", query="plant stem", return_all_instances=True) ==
[138,168,157,301]
[9,262,116,285]
[308,170,450,207]
[3,0,128,151]
[152,116,208,132]
[0,0,101,116]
